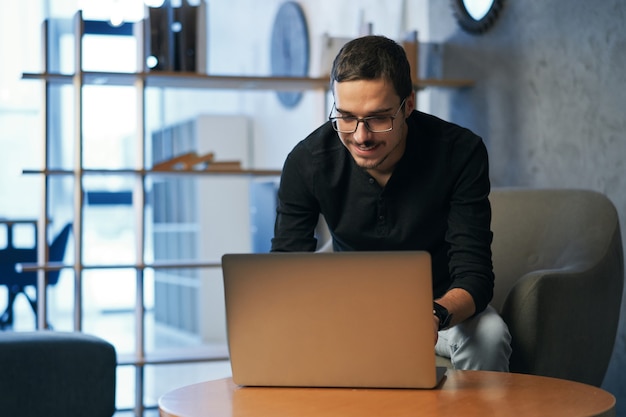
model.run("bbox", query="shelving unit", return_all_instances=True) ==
[21,10,473,416]
[20,11,301,416]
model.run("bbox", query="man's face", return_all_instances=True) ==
[332,78,415,178]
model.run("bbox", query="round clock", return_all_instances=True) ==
[270,1,310,108]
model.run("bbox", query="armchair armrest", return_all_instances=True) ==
[501,256,622,386]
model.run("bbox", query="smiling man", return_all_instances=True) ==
[271,35,511,371]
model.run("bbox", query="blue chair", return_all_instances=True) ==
[0,222,72,328]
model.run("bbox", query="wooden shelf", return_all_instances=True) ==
[22,168,282,176]
[117,344,229,366]
[22,71,472,91]
[416,78,474,89]
[22,71,330,91]
[19,260,225,273]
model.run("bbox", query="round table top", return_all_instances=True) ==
[158,370,616,417]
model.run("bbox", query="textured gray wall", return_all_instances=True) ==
[427,0,626,413]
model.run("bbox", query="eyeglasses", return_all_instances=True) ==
[329,99,407,133]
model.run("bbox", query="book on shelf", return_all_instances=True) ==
[145,0,208,73]
[146,3,174,71]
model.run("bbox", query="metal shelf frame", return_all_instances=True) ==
[20,11,291,416]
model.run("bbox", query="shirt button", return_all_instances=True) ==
[378,215,385,221]
[369,178,375,184]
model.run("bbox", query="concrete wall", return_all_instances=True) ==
[426,0,626,411]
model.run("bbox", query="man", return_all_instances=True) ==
[271,35,511,371]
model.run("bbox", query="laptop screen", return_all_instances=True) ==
[222,251,443,389]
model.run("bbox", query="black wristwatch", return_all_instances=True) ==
[433,302,453,331]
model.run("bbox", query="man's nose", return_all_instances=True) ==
[352,120,372,144]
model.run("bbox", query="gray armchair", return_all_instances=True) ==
[489,188,623,386]
[316,188,623,387]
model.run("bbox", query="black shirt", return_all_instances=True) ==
[271,110,494,314]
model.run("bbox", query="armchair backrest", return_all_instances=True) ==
[489,188,623,313]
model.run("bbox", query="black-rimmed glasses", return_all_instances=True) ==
[329,98,407,133]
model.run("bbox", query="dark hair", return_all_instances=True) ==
[330,35,413,100]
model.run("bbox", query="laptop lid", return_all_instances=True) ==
[222,251,445,389]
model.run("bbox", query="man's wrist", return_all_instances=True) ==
[433,301,453,330]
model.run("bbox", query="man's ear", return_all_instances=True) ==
[404,91,416,116]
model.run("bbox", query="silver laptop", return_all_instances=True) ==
[221,251,446,389]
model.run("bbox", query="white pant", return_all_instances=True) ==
[435,305,512,371]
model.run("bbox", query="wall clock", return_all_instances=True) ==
[451,0,505,35]
[270,1,310,108]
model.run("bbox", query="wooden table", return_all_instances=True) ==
[158,370,616,417]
